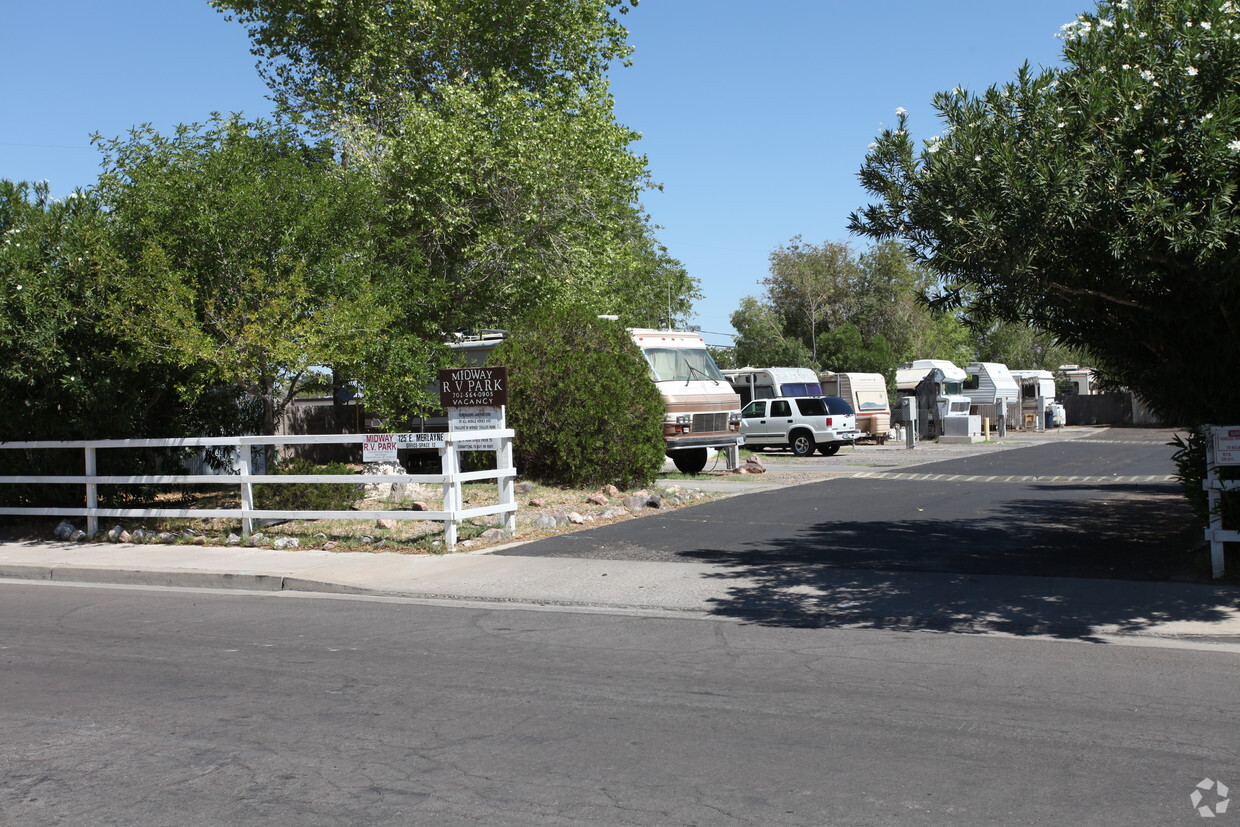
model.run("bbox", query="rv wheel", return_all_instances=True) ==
[671,448,709,475]
[818,443,841,457]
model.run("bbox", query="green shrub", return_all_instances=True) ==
[254,457,361,512]
[1171,427,1240,528]
[491,306,666,489]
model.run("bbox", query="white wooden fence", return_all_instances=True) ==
[1204,426,1238,580]
[0,430,517,551]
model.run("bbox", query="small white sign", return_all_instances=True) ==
[449,406,503,451]
[395,432,445,449]
[363,433,399,462]
[1215,427,1240,466]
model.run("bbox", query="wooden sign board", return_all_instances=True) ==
[439,366,508,408]
[1213,426,1240,466]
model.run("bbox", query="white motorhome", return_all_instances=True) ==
[819,372,892,442]
[895,359,971,429]
[1010,370,1057,428]
[722,367,822,406]
[962,362,1020,421]
[630,329,743,474]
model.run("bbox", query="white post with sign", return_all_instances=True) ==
[1204,425,1240,579]
[438,366,516,538]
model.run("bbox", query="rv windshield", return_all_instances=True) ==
[642,348,726,383]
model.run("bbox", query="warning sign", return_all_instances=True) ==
[449,407,502,451]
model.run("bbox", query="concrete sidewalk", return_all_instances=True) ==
[3,539,1238,646]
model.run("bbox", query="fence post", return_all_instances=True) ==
[499,433,516,535]
[238,443,254,536]
[84,445,98,537]
[441,440,459,549]
[1206,429,1226,579]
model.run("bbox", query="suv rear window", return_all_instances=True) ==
[794,398,826,416]
[821,396,854,415]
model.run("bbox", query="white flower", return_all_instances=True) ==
[868,142,877,150]
[895,106,907,115]
[1228,139,1240,152]
[1058,122,1067,128]
[1140,69,1155,81]
[974,155,982,162]
[1186,20,1195,27]
[1187,66,1199,75]
[1122,63,1131,70]
[16,285,21,290]
[1204,112,1215,120]
[1201,21,1212,30]
[1133,103,1143,110]
[927,143,941,154]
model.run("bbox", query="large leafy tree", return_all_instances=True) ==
[93,116,436,435]
[210,0,689,331]
[850,0,1240,425]
[0,180,251,442]
[731,239,973,375]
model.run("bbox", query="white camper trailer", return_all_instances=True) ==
[722,367,822,406]
[820,372,892,442]
[895,360,971,435]
[962,362,1020,424]
[1010,370,1057,428]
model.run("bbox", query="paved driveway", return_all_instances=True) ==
[498,429,1202,582]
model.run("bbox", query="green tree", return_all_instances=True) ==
[93,116,435,435]
[490,305,665,488]
[210,0,688,333]
[764,237,860,364]
[729,297,816,369]
[0,180,252,442]
[972,320,1086,372]
[850,0,1240,425]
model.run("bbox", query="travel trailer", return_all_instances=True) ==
[722,367,822,405]
[1010,370,1057,428]
[629,329,743,474]
[1058,364,1097,396]
[895,360,971,435]
[962,362,1020,421]
[819,372,892,442]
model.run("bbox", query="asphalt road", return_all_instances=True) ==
[2,583,1236,826]
[500,431,1201,583]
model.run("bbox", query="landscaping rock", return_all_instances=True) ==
[323,541,339,551]
[273,537,299,550]
[226,533,241,546]
[249,532,265,544]
[568,512,588,524]
[622,495,647,511]
[157,532,177,543]
[53,519,76,540]
[118,530,132,544]
[130,528,146,544]
[587,493,609,507]
[359,535,375,545]
[645,494,664,508]
[69,529,86,542]
[375,518,397,530]
[602,484,621,498]
[192,536,206,545]
[530,497,547,508]
[514,481,536,495]
[600,507,628,519]
[106,525,124,542]
[532,514,558,530]
[411,502,429,511]
[479,528,510,542]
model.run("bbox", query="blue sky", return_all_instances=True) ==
[2,1,1089,346]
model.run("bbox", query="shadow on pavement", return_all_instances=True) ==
[673,485,1235,640]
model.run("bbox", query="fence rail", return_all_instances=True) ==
[0,430,517,550]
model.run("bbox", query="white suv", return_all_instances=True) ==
[740,396,862,457]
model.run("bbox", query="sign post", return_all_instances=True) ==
[437,367,516,536]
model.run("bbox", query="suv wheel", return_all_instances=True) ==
[818,443,841,457]
[789,431,815,457]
